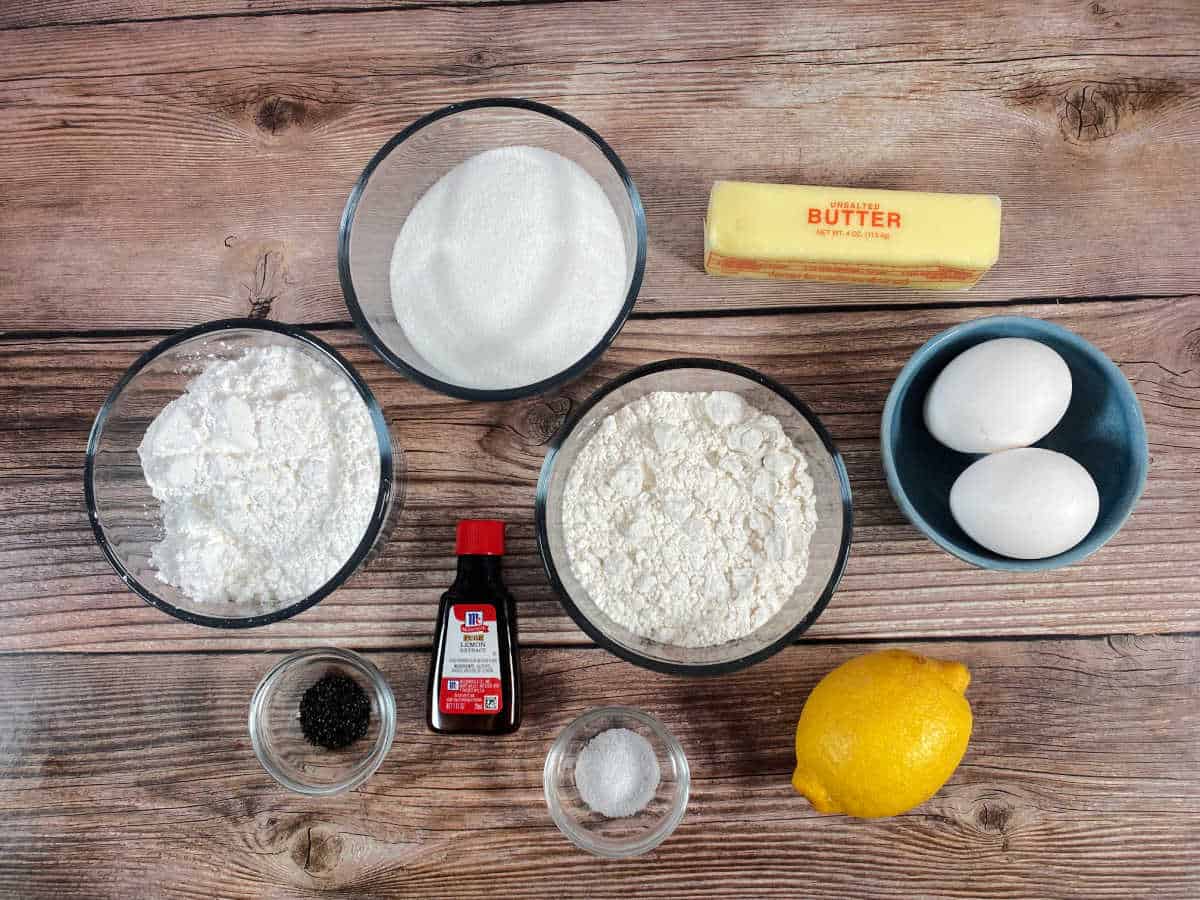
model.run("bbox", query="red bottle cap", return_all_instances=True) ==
[456,519,505,556]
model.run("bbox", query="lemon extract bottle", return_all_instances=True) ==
[427,520,521,734]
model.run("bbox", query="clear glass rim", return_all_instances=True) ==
[83,318,396,629]
[248,647,397,797]
[542,705,690,858]
[337,96,648,402]
[534,357,854,676]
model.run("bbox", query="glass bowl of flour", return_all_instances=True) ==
[536,359,853,675]
[85,319,398,628]
[339,98,646,400]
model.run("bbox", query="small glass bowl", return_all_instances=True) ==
[544,706,690,858]
[249,648,396,796]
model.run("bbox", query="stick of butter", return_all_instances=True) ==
[704,181,1001,290]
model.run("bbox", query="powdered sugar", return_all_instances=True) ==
[562,391,818,648]
[389,145,627,390]
[138,344,380,606]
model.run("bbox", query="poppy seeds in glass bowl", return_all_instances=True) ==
[299,671,371,750]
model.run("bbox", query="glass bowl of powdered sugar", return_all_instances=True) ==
[544,706,689,858]
[85,319,398,628]
[536,358,853,676]
[339,98,646,401]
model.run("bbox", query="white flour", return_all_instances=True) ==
[389,145,627,389]
[562,391,818,647]
[138,345,380,606]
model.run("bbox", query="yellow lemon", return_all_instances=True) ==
[792,649,972,818]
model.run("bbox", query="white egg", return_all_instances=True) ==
[950,448,1099,559]
[924,337,1071,453]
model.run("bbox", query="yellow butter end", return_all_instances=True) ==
[704,181,1001,290]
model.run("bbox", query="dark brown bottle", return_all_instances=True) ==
[427,520,521,735]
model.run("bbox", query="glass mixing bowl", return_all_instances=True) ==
[544,706,689,858]
[84,319,399,628]
[338,97,647,401]
[535,359,853,675]
[249,647,396,796]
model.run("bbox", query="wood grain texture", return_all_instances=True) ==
[1,297,1196,652]
[3,4,1197,898]
[1,0,1199,331]
[0,0,572,31]
[0,636,1195,899]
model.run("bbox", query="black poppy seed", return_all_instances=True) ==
[299,671,371,750]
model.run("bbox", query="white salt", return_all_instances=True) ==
[574,727,661,818]
[389,145,628,390]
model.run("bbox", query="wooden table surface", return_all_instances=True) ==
[2,1,1198,897]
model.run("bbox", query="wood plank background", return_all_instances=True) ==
[0,0,545,30]
[1,1,1198,897]
[1,637,1197,898]
[2,0,1199,331]
[3,298,1197,651]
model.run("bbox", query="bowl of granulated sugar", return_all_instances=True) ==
[544,706,689,858]
[339,98,646,401]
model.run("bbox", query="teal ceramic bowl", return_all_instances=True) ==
[881,315,1148,571]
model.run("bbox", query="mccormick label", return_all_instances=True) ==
[439,604,503,715]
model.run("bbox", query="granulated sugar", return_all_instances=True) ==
[138,345,379,606]
[389,145,627,390]
[574,727,660,818]
[562,390,818,648]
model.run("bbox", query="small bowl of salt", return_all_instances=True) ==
[543,706,689,858]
